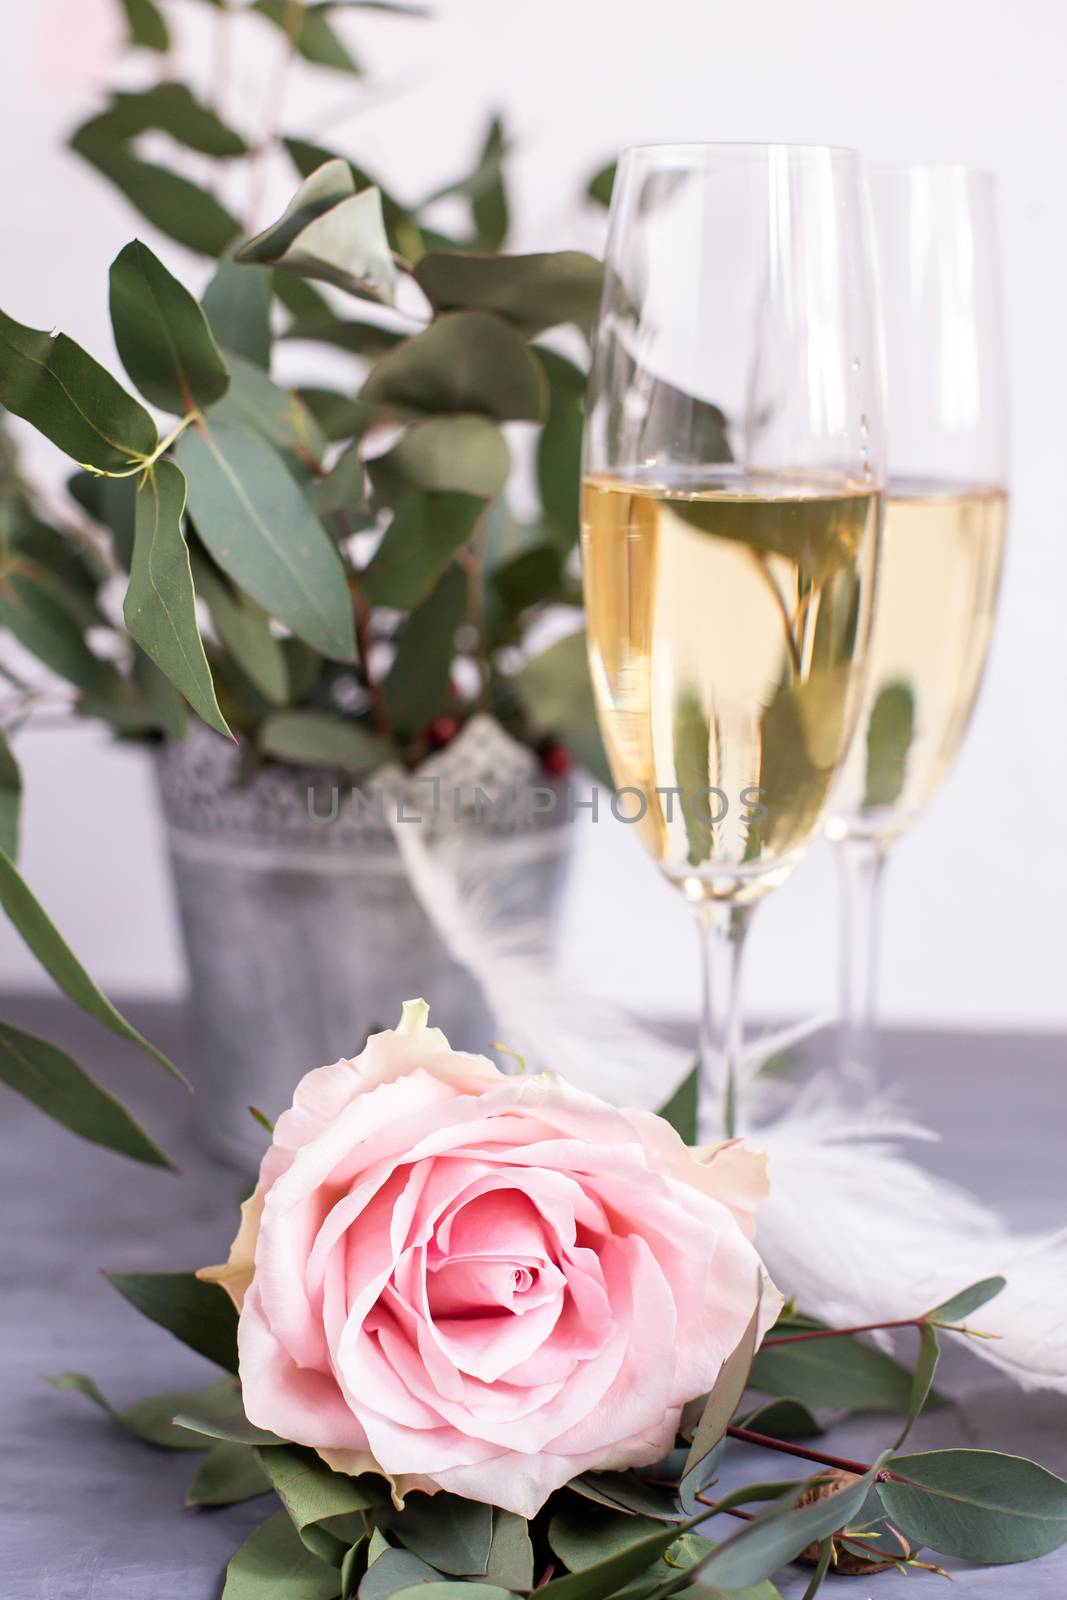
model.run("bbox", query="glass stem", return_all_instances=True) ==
[835,835,889,1086]
[695,901,754,1143]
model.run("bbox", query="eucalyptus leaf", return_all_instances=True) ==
[359,1546,441,1600]
[0,850,183,1081]
[881,1448,1067,1563]
[0,571,119,698]
[736,1398,824,1441]
[125,462,231,737]
[749,1330,916,1413]
[301,387,381,444]
[48,1371,239,1450]
[283,138,408,231]
[383,563,466,732]
[175,419,355,662]
[0,305,156,470]
[924,1275,1006,1325]
[252,0,361,74]
[107,1271,239,1372]
[359,313,546,423]
[261,1445,381,1562]
[118,0,170,51]
[491,545,562,614]
[549,1506,672,1574]
[0,1020,173,1167]
[191,554,288,705]
[186,1440,273,1506]
[512,629,612,788]
[656,1063,696,1144]
[672,688,712,867]
[678,1461,883,1595]
[485,1511,534,1591]
[386,1493,492,1576]
[259,711,385,773]
[414,252,602,338]
[894,1323,939,1450]
[203,256,273,371]
[538,1516,690,1600]
[242,168,396,304]
[72,140,240,257]
[73,85,247,157]
[681,1299,762,1512]
[420,115,508,251]
[368,417,510,504]
[206,353,326,469]
[342,1539,371,1600]
[862,681,914,810]
[223,1510,342,1599]
[363,492,484,609]
[586,161,616,207]
[0,730,20,859]
[536,346,586,550]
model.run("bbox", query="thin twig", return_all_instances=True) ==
[762,1317,922,1347]
[725,1426,889,1480]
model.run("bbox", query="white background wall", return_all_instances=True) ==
[1,0,1065,1030]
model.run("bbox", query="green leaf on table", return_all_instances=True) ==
[880,1448,1067,1563]
[681,1299,762,1512]
[251,0,362,74]
[539,1513,692,1600]
[259,711,385,774]
[368,417,510,504]
[360,313,546,423]
[386,1493,492,1576]
[363,492,484,609]
[206,354,326,470]
[0,1020,173,1167]
[223,1510,343,1599]
[107,1271,240,1372]
[382,563,466,733]
[894,1322,939,1449]
[203,256,274,371]
[656,1062,697,1144]
[187,1440,272,1506]
[109,240,229,415]
[749,1328,916,1412]
[48,1371,238,1449]
[118,0,170,50]
[586,161,616,207]
[240,160,395,303]
[687,1461,883,1594]
[414,252,602,339]
[0,305,156,471]
[175,419,355,662]
[512,629,612,788]
[485,1511,534,1591]
[261,1445,383,1563]
[125,461,231,738]
[862,681,914,810]
[536,346,586,550]
[71,136,241,257]
[360,1547,441,1600]
[924,1275,1006,1326]
[73,86,247,158]
[0,570,118,699]
[568,1469,685,1524]
[737,1398,824,1441]
[191,553,289,705]
[549,1506,678,1574]
[341,1538,370,1600]
[0,730,20,859]
[0,850,183,1081]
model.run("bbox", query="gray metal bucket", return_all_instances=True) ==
[156,719,573,1168]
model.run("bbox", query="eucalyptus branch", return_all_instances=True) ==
[724,1425,895,1481]
[81,413,199,481]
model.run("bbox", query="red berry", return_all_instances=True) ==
[427,714,461,749]
[540,741,575,778]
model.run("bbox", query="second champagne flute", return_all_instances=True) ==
[581,143,885,1140]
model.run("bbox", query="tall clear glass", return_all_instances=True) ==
[581,144,886,1139]
[826,166,1008,1082]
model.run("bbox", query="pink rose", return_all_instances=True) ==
[200,1001,780,1516]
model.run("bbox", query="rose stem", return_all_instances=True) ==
[761,1318,921,1347]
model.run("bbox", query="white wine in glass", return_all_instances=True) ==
[826,167,1008,1080]
[581,144,886,1140]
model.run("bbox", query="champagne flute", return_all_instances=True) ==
[826,165,1008,1082]
[581,144,885,1140]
